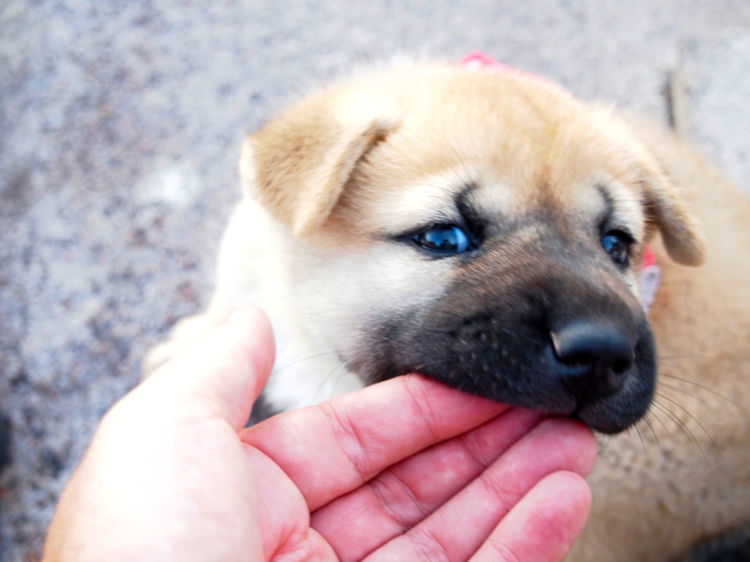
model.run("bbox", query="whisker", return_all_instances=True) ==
[273,350,340,375]
[650,400,707,460]
[659,373,740,409]
[655,392,716,449]
[656,382,714,408]
[633,423,646,451]
[646,405,669,433]
[311,361,352,404]
[641,414,660,447]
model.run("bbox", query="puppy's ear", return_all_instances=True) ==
[641,165,706,266]
[611,112,707,266]
[240,95,398,236]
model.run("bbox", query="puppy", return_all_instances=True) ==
[146,60,750,561]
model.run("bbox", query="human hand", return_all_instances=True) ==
[44,308,596,561]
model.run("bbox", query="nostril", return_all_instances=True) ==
[612,358,631,375]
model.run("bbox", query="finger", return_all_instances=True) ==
[364,418,596,561]
[241,374,508,510]
[311,408,545,559]
[240,446,339,561]
[134,307,275,430]
[470,471,591,562]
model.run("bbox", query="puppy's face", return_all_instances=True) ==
[244,63,705,433]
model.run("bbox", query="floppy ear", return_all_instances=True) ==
[641,164,706,266]
[240,95,399,236]
[610,111,707,266]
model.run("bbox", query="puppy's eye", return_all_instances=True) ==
[412,224,473,256]
[601,230,634,266]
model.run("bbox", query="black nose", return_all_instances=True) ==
[551,321,635,403]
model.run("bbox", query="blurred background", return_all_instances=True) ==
[1,1,749,559]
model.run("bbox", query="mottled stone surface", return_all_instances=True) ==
[1,1,748,559]
[679,32,750,193]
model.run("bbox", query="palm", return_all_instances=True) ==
[238,381,594,561]
[44,309,595,562]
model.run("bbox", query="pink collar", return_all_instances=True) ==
[639,246,660,312]
[460,51,571,94]
[461,51,526,74]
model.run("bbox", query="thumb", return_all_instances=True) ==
[140,307,276,430]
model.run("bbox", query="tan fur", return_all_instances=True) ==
[146,61,750,561]
[570,121,750,561]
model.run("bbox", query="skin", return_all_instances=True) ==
[44,308,597,561]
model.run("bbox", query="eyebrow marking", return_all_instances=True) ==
[455,183,487,238]
[596,183,615,233]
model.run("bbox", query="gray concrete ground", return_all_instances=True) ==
[1,1,749,559]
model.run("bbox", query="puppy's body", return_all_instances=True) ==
[147,62,750,560]
[571,119,750,561]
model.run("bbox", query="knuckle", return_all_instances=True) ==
[320,402,371,481]
[402,376,442,443]
[478,470,516,511]
[407,526,451,562]
[485,537,524,562]
[369,469,427,529]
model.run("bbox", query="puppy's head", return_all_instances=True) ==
[242,62,706,433]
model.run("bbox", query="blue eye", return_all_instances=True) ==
[412,224,473,256]
[601,230,634,266]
